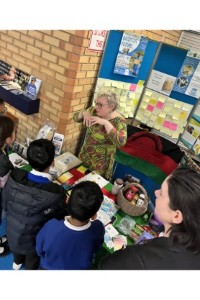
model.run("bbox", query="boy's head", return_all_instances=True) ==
[68,181,103,222]
[27,138,55,172]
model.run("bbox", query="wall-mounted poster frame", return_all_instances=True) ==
[93,30,160,119]
[135,43,199,144]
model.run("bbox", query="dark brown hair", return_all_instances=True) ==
[0,116,15,148]
[167,166,200,253]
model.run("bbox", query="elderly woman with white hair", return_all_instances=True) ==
[73,89,127,180]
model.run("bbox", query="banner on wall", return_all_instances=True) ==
[172,50,200,98]
[113,32,148,77]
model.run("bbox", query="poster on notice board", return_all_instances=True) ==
[172,50,200,99]
[113,32,148,78]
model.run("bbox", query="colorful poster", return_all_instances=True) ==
[185,62,200,98]
[180,117,200,149]
[113,33,148,77]
[147,70,176,96]
[172,52,200,97]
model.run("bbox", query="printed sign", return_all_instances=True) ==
[88,30,107,52]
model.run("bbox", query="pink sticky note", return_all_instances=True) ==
[147,104,154,112]
[170,123,178,131]
[130,84,137,91]
[156,101,164,109]
[163,120,170,128]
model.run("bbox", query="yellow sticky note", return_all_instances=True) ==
[123,83,131,90]
[182,103,191,111]
[115,82,124,89]
[172,109,180,118]
[143,96,150,103]
[153,108,160,115]
[77,165,87,173]
[157,116,164,125]
[149,98,157,106]
[159,111,166,118]
[128,91,135,99]
[172,132,179,139]
[120,96,127,103]
[174,101,182,109]
[133,99,139,105]
[145,90,152,97]
[57,172,73,183]
[154,124,161,130]
[136,86,143,94]
[141,115,148,124]
[141,102,148,109]
[150,114,157,121]
[158,96,166,103]
[164,105,172,112]
[129,112,134,117]
[179,111,188,120]
[147,120,154,127]
[105,80,112,87]
[120,103,126,108]
[136,114,142,121]
[144,110,151,117]
[125,107,132,112]
[138,80,144,86]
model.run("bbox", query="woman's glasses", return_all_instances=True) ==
[94,101,109,109]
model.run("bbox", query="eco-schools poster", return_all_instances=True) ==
[113,33,148,78]
[172,50,200,99]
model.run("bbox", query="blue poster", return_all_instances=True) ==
[172,54,199,95]
[113,33,148,77]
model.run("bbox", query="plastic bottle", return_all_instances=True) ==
[111,178,123,195]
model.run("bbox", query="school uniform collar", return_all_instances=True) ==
[30,169,52,181]
[64,216,91,231]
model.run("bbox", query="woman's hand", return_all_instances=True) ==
[90,116,113,133]
[89,116,106,126]
[82,111,93,127]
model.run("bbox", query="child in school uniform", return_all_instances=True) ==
[0,116,15,257]
[36,181,105,270]
[2,139,69,270]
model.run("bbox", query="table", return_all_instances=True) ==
[9,151,159,269]
[56,165,159,269]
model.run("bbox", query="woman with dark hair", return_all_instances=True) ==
[99,167,200,270]
[0,116,15,256]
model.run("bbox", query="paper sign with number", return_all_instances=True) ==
[88,30,107,52]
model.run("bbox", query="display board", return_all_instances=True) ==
[135,43,199,143]
[152,44,197,105]
[99,30,160,83]
[94,30,200,150]
[94,30,160,118]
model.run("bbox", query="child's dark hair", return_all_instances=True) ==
[68,181,103,222]
[0,116,15,148]
[27,138,55,172]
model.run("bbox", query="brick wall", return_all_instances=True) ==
[0,30,182,154]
